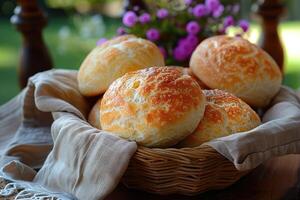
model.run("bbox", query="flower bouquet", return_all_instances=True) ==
[103,0,249,65]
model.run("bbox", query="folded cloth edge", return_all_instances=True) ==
[206,86,300,171]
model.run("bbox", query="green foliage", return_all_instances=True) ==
[0,17,120,105]
[45,0,117,9]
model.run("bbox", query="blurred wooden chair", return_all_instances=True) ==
[11,0,286,89]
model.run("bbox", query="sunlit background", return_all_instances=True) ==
[0,0,299,104]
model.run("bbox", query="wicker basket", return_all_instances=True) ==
[122,145,248,195]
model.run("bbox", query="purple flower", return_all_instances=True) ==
[139,13,151,24]
[117,27,126,35]
[178,38,186,46]
[185,34,199,46]
[239,20,249,32]
[205,0,220,12]
[178,35,199,49]
[193,4,208,18]
[212,4,224,18]
[174,36,198,61]
[146,28,160,41]
[184,0,193,6]
[180,41,195,53]
[96,38,107,46]
[173,39,197,61]
[122,11,137,27]
[159,46,167,58]
[223,16,234,28]
[157,8,169,19]
[173,34,200,61]
[186,21,201,35]
[173,47,189,61]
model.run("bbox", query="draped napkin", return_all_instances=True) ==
[0,69,300,199]
[0,70,137,199]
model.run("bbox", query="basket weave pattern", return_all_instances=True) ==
[123,145,248,195]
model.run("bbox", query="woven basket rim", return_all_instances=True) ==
[136,144,217,155]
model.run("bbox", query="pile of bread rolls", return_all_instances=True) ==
[78,34,282,148]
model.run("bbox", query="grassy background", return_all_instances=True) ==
[0,16,120,104]
[0,17,300,105]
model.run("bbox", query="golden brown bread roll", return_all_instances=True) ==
[88,98,102,129]
[190,35,282,108]
[179,89,261,147]
[182,67,209,89]
[100,67,206,148]
[78,35,165,96]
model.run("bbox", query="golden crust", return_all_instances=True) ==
[78,35,165,96]
[179,89,261,147]
[181,67,210,89]
[88,98,102,129]
[190,35,282,107]
[100,67,206,147]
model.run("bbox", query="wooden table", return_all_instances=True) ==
[106,154,300,200]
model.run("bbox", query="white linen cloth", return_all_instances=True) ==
[0,70,137,200]
[0,69,299,199]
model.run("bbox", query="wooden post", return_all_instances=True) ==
[253,0,286,73]
[11,0,53,89]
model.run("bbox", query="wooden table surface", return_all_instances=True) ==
[106,154,300,200]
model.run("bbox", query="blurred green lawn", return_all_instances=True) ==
[0,17,300,105]
[0,16,120,105]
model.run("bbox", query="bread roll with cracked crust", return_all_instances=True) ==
[89,67,207,132]
[100,67,206,148]
[190,35,282,107]
[88,98,102,129]
[78,35,165,96]
[179,89,261,147]
[182,67,209,89]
